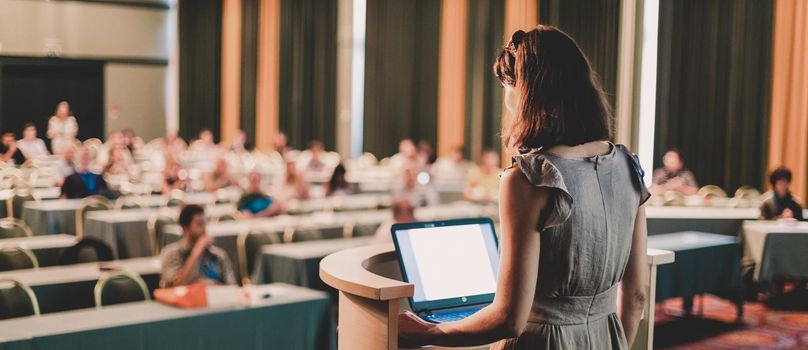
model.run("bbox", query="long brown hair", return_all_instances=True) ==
[494,25,612,150]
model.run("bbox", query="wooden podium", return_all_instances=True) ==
[320,244,674,350]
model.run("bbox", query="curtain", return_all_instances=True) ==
[539,0,620,117]
[463,0,505,161]
[654,0,773,193]
[178,0,222,142]
[240,0,260,145]
[278,0,338,150]
[363,0,441,158]
[768,0,808,200]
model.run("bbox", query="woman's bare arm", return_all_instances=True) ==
[620,206,650,346]
[398,166,546,347]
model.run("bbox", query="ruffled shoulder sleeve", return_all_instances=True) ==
[615,144,651,206]
[508,151,573,230]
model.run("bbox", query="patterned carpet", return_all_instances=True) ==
[655,288,808,349]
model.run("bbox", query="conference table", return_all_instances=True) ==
[741,220,808,282]
[252,237,374,296]
[648,231,743,317]
[0,234,77,267]
[0,257,161,314]
[82,204,236,259]
[645,206,759,236]
[21,193,218,235]
[0,283,335,350]
[0,188,61,218]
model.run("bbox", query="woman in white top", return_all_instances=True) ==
[17,123,50,160]
[47,101,78,155]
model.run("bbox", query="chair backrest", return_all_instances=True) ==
[0,246,38,272]
[351,222,382,238]
[0,218,33,239]
[8,190,39,219]
[75,196,113,238]
[211,212,238,224]
[697,185,727,199]
[58,237,115,265]
[114,196,144,210]
[237,229,282,284]
[284,227,322,243]
[94,271,151,307]
[147,213,176,255]
[0,279,39,320]
[163,189,186,208]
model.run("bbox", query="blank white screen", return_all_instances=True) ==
[407,224,497,301]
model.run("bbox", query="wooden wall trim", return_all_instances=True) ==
[220,0,242,144]
[437,0,469,157]
[255,0,280,151]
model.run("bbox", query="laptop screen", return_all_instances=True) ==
[392,218,499,312]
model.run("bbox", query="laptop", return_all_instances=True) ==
[391,218,499,323]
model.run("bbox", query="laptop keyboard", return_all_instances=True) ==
[422,309,480,323]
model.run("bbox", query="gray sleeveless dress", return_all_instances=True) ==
[492,143,650,350]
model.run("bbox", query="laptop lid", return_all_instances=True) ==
[391,218,499,313]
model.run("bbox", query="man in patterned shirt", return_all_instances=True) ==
[160,204,236,287]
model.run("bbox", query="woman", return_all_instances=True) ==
[162,158,186,193]
[17,123,50,160]
[398,26,650,349]
[47,101,79,155]
[325,164,353,197]
[273,159,310,201]
[204,157,237,192]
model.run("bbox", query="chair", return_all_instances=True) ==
[214,188,234,204]
[163,189,186,208]
[75,195,113,238]
[283,227,322,243]
[697,185,728,199]
[58,237,115,265]
[0,246,38,272]
[211,212,239,224]
[114,196,145,210]
[350,222,382,238]
[730,186,762,208]
[0,279,40,320]
[0,218,33,239]
[147,212,176,255]
[237,229,282,284]
[6,188,40,219]
[94,270,151,307]
[83,138,104,148]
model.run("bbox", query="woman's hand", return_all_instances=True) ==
[398,311,438,348]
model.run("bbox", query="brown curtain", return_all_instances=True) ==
[769,0,808,200]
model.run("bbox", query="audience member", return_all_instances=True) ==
[190,129,221,156]
[273,159,311,201]
[17,123,49,160]
[297,140,331,180]
[417,140,437,165]
[121,128,144,152]
[651,148,698,195]
[431,145,471,183]
[160,205,236,287]
[238,171,283,218]
[373,198,417,243]
[162,158,186,193]
[464,149,500,202]
[0,132,26,165]
[393,167,437,207]
[228,130,251,154]
[60,147,110,199]
[160,130,186,159]
[325,164,354,197]
[102,147,132,176]
[204,157,237,192]
[47,101,78,155]
[274,131,292,155]
[760,167,804,221]
[389,139,420,173]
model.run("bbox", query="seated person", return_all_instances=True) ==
[464,149,501,202]
[431,145,471,183]
[160,205,236,287]
[373,198,417,243]
[103,147,133,176]
[121,128,144,153]
[238,171,283,218]
[17,123,50,160]
[162,158,186,193]
[274,131,293,156]
[227,129,252,155]
[651,148,698,195]
[273,159,310,201]
[393,167,438,207]
[204,157,237,192]
[0,132,26,165]
[61,147,111,199]
[325,164,354,197]
[760,166,803,221]
[389,139,421,174]
[297,140,328,175]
